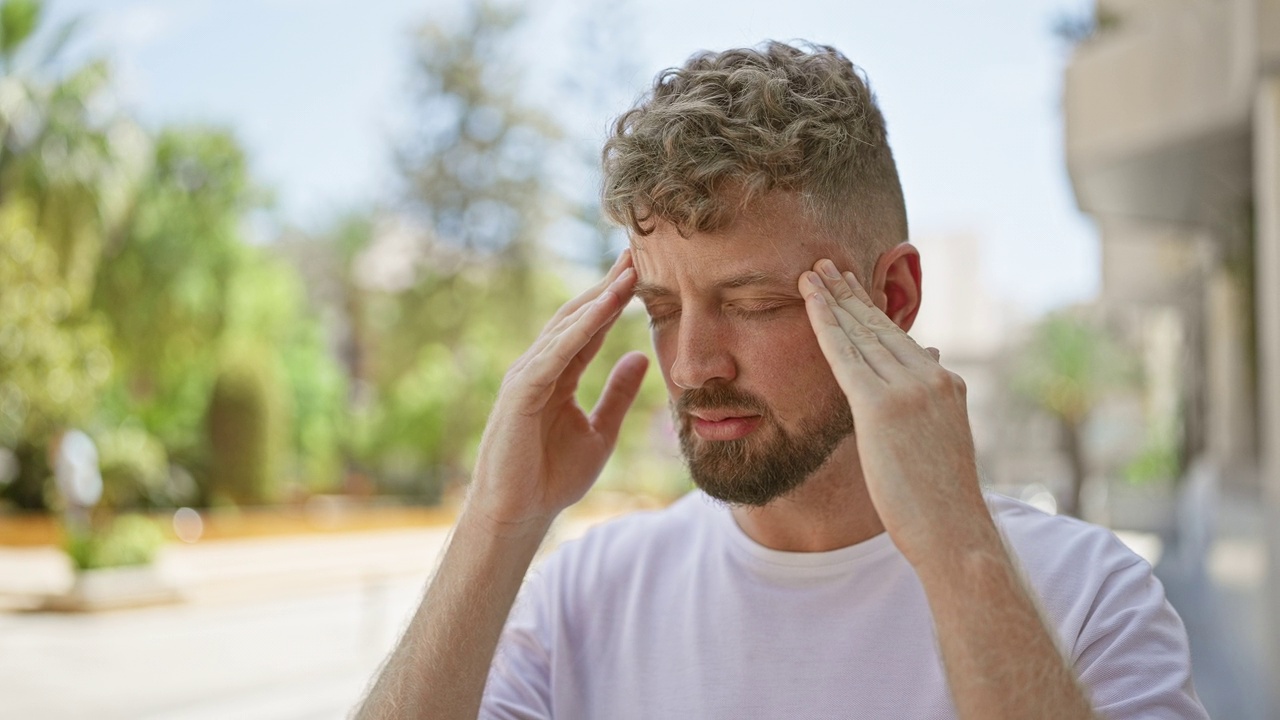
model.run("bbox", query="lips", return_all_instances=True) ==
[691,410,754,422]
[690,413,762,441]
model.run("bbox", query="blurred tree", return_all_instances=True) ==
[0,2,346,511]
[0,0,146,306]
[0,0,138,509]
[398,0,558,282]
[0,202,112,508]
[206,348,290,506]
[1011,308,1139,517]
[551,0,644,273]
[335,0,566,501]
[94,127,347,503]
[92,129,257,458]
[332,0,678,503]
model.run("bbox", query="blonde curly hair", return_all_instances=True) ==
[602,41,907,266]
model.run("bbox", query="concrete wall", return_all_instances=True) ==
[1253,72,1280,714]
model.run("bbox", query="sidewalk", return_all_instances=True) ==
[0,513,610,720]
[1152,472,1272,720]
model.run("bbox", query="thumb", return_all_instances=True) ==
[589,352,650,443]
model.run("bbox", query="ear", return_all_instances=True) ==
[870,242,922,332]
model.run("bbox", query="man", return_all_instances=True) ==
[356,42,1207,719]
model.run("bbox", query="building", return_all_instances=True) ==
[1063,0,1280,715]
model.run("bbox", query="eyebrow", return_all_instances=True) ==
[632,271,794,301]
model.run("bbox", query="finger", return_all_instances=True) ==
[519,269,635,405]
[589,351,649,444]
[838,270,937,370]
[803,284,890,394]
[814,260,896,336]
[541,248,633,333]
[518,263,636,374]
[801,271,909,383]
[803,265,863,339]
[927,347,941,363]
[559,303,627,397]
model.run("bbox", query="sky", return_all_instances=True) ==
[48,0,1099,316]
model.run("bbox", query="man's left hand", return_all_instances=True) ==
[799,258,998,570]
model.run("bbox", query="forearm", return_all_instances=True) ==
[354,511,551,720]
[916,532,1096,720]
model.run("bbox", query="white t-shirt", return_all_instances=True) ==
[482,491,1207,719]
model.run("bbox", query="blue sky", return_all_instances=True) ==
[49,0,1097,315]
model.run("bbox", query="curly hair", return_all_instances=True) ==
[601,41,907,264]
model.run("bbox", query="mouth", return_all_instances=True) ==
[689,412,763,441]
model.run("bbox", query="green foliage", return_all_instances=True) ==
[0,0,40,61]
[95,423,173,509]
[1123,439,1179,486]
[63,513,165,571]
[205,351,291,505]
[1009,308,1143,516]
[280,319,347,493]
[1011,310,1138,426]
[0,202,112,455]
[2,0,679,518]
[345,264,551,501]
[92,128,259,455]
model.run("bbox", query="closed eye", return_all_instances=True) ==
[647,308,679,329]
[648,302,797,328]
[727,302,795,320]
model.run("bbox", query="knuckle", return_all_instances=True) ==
[849,323,878,342]
[926,368,954,392]
[836,342,862,364]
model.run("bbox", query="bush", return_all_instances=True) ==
[63,514,165,571]
[205,352,290,505]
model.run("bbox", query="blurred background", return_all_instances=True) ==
[0,0,1275,717]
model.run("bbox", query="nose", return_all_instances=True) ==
[669,311,736,390]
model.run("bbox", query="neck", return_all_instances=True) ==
[729,440,884,552]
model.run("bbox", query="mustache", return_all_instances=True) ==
[674,384,770,418]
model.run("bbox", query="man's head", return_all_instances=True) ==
[602,40,908,281]
[603,41,919,507]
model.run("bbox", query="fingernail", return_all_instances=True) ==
[820,259,840,279]
[843,271,860,286]
[805,271,823,286]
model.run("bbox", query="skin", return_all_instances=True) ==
[354,192,1097,719]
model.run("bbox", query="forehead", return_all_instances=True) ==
[629,193,840,295]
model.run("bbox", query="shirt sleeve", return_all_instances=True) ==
[1071,556,1209,719]
[479,569,555,720]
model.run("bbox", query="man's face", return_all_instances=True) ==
[630,193,856,506]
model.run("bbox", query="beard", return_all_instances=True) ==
[675,382,854,507]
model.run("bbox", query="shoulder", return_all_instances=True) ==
[986,492,1148,584]
[985,492,1164,655]
[987,493,1207,717]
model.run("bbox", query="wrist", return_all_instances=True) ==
[904,515,1007,583]
[458,502,557,542]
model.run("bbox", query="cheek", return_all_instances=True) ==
[739,319,829,382]
[651,327,680,390]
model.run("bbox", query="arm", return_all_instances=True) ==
[916,532,1098,719]
[799,259,1095,720]
[354,252,647,720]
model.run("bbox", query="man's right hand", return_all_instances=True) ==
[353,252,645,719]
[465,249,647,536]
